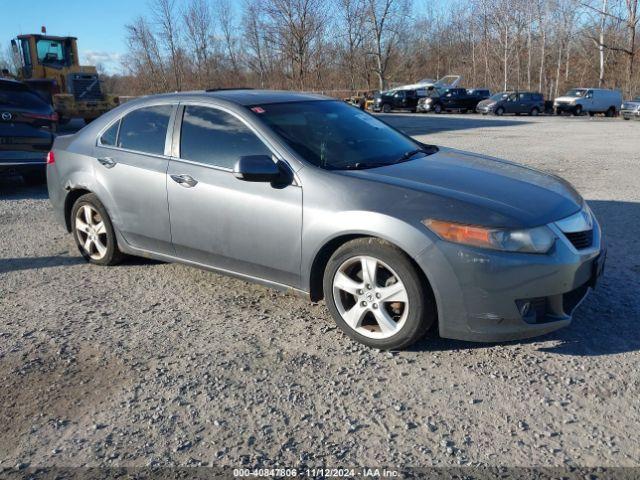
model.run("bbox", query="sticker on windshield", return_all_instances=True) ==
[251,106,265,114]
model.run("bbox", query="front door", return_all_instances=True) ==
[167,104,303,287]
[93,103,175,254]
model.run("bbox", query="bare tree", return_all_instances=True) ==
[183,0,213,88]
[365,0,408,90]
[152,0,183,90]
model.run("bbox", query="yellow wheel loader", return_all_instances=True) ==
[10,31,120,124]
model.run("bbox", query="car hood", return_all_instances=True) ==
[554,96,578,103]
[476,99,498,107]
[340,147,583,229]
[622,100,640,108]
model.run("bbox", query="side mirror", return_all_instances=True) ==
[233,155,281,182]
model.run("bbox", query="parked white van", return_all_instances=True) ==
[553,88,623,116]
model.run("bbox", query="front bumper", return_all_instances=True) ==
[621,109,640,119]
[476,105,494,114]
[415,219,605,342]
[554,103,577,114]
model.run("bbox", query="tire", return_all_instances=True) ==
[623,117,630,121]
[71,193,125,266]
[573,105,582,116]
[22,170,46,185]
[605,107,615,117]
[323,237,435,350]
[530,107,539,116]
[433,104,442,114]
[495,107,505,116]
[382,104,391,113]
[588,111,595,117]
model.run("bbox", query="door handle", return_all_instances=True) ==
[97,157,116,168]
[171,174,198,188]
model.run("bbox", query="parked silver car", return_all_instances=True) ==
[47,90,606,349]
[621,96,640,120]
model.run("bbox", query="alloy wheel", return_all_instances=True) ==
[332,255,409,339]
[75,205,108,260]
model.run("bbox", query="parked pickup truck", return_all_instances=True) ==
[416,88,490,113]
[372,88,426,113]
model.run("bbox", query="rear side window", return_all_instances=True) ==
[0,86,49,109]
[117,105,173,155]
[100,120,119,146]
[533,93,543,101]
[180,105,271,169]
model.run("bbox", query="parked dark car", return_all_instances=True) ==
[0,79,57,184]
[372,89,424,113]
[477,91,545,116]
[416,87,489,113]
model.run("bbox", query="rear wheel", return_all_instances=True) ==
[605,107,616,117]
[71,193,125,266]
[530,107,539,116]
[433,104,443,114]
[323,238,435,350]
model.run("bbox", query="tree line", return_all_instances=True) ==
[8,0,639,99]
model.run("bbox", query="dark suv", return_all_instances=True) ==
[416,88,489,113]
[476,91,545,116]
[372,89,423,113]
[1,79,57,184]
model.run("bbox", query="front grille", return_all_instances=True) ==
[71,74,103,101]
[564,230,593,250]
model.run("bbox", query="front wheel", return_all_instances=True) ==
[71,193,125,266]
[605,107,616,117]
[574,105,583,116]
[495,107,505,116]
[323,238,435,350]
[433,104,443,114]
[382,104,391,113]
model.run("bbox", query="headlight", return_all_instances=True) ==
[425,98,433,104]
[422,219,556,253]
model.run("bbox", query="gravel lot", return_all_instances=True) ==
[0,114,639,470]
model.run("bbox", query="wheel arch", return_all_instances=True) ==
[307,233,437,317]
[63,188,93,232]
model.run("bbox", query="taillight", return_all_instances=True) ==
[46,151,55,164]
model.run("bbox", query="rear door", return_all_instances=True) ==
[93,103,176,254]
[166,103,302,286]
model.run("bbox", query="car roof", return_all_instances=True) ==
[148,89,331,106]
[0,78,28,88]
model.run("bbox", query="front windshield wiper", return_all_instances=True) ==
[338,162,392,170]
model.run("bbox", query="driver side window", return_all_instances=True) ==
[180,106,272,169]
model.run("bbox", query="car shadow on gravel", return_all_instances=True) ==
[378,113,530,136]
[409,199,640,357]
[0,255,85,274]
[0,177,47,200]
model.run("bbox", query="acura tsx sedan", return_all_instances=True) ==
[47,90,605,350]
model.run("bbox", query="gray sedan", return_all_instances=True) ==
[47,90,605,350]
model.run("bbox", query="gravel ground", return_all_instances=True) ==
[0,114,639,470]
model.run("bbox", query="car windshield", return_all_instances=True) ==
[489,93,509,101]
[250,100,434,170]
[565,89,587,98]
[633,96,640,102]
